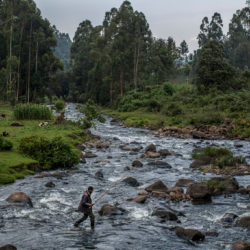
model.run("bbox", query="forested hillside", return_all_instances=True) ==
[53,25,72,71]
[0,0,64,104]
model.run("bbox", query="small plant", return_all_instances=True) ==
[206,179,225,190]
[55,100,65,112]
[77,99,106,129]
[163,82,175,96]
[192,147,246,168]
[0,136,13,151]
[14,104,52,120]
[19,136,79,169]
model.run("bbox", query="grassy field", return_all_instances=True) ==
[0,103,87,184]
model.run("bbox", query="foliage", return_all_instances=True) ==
[77,99,106,129]
[19,136,79,169]
[14,104,52,120]
[53,25,72,71]
[163,82,175,96]
[55,99,65,112]
[0,0,63,103]
[0,136,13,151]
[192,147,246,168]
[195,40,236,90]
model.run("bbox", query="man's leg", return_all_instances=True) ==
[74,213,88,227]
[89,211,95,228]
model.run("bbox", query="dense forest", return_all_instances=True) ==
[0,0,249,110]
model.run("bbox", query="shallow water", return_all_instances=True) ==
[0,103,250,249]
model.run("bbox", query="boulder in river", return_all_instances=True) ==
[147,161,172,168]
[145,180,168,193]
[45,181,55,188]
[236,216,250,228]
[152,208,178,221]
[174,226,205,242]
[0,245,17,250]
[145,152,161,158]
[145,143,156,153]
[6,192,33,208]
[175,179,194,187]
[190,156,212,168]
[122,177,140,187]
[132,160,143,168]
[95,170,104,179]
[129,195,147,203]
[186,183,212,205]
[138,190,148,195]
[98,204,126,216]
[232,240,250,250]
[84,151,97,158]
[208,177,239,195]
[221,213,238,224]
[158,149,171,157]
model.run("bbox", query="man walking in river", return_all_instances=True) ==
[74,186,95,229]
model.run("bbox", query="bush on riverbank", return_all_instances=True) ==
[55,100,65,112]
[192,147,246,168]
[19,136,80,169]
[14,104,52,120]
[0,136,13,151]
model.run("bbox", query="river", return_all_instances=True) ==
[0,103,249,249]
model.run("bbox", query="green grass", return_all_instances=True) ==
[0,103,88,184]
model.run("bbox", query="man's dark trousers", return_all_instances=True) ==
[75,210,95,228]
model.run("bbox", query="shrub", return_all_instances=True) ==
[162,103,183,116]
[14,104,52,120]
[163,82,175,96]
[192,147,246,168]
[19,136,79,169]
[146,99,162,112]
[0,174,16,184]
[0,136,13,151]
[55,100,65,112]
[189,111,224,127]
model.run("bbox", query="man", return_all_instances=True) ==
[74,186,95,229]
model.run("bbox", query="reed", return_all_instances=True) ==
[14,104,52,120]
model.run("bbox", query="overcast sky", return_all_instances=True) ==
[35,0,246,52]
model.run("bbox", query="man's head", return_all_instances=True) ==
[88,186,94,194]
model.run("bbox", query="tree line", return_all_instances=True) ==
[0,0,63,104]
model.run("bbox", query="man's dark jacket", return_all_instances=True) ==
[78,191,92,213]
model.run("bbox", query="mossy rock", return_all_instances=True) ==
[0,174,16,184]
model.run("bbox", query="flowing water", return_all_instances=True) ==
[0,103,250,250]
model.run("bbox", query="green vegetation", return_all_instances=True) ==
[14,104,52,120]
[19,136,79,169]
[205,179,225,190]
[55,100,65,112]
[0,104,88,184]
[192,147,246,169]
[0,136,13,151]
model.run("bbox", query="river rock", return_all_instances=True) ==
[79,154,86,164]
[77,144,86,151]
[120,145,132,151]
[95,170,104,179]
[192,131,207,139]
[174,226,205,242]
[132,160,143,168]
[145,180,168,193]
[175,179,194,187]
[0,245,17,250]
[221,213,238,224]
[110,118,120,125]
[129,195,147,203]
[98,204,125,216]
[84,151,97,158]
[145,144,156,153]
[145,152,161,158]
[186,183,212,204]
[124,166,131,171]
[236,216,250,228]
[6,192,33,207]
[232,240,250,250]
[138,190,148,195]
[190,156,212,168]
[147,161,172,168]
[35,172,64,179]
[238,186,248,195]
[209,177,239,195]
[122,177,140,187]
[247,185,250,193]
[152,208,178,221]
[45,181,55,188]
[96,141,110,149]
[158,149,171,157]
